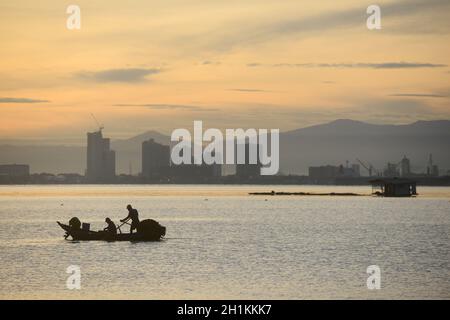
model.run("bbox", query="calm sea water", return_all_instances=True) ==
[0,185,449,299]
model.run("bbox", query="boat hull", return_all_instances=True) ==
[57,222,165,242]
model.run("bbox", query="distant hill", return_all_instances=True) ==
[111,130,170,174]
[0,119,449,175]
[280,119,450,175]
[112,130,170,150]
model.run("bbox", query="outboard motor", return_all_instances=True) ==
[69,217,81,229]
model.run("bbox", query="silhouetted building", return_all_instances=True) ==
[168,163,218,182]
[86,130,115,183]
[0,164,30,183]
[427,154,439,177]
[309,163,361,184]
[309,165,340,180]
[400,156,411,177]
[0,164,29,176]
[429,165,439,177]
[340,164,360,177]
[309,164,360,180]
[211,162,222,177]
[236,142,261,178]
[384,162,399,177]
[351,164,361,177]
[55,173,84,184]
[207,150,222,178]
[142,139,170,179]
[168,150,221,182]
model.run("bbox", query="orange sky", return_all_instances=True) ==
[1,0,449,142]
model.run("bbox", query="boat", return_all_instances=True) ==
[57,218,166,242]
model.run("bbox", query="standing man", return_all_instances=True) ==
[121,204,140,234]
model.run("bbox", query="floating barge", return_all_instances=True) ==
[369,178,417,197]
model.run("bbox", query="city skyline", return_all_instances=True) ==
[1,0,450,141]
[1,118,449,181]
[0,118,449,176]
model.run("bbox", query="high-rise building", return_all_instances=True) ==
[236,142,261,178]
[401,156,411,177]
[427,154,439,177]
[86,130,116,183]
[383,162,399,177]
[141,139,170,178]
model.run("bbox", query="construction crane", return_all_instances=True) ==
[356,158,379,177]
[90,113,104,132]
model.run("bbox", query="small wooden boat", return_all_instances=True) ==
[57,219,166,242]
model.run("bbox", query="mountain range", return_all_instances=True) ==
[1,119,449,175]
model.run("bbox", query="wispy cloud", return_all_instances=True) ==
[198,0,450,52]
[0,97,50,103]
[227,88,272,93]
[247,62,447,69]
[75,68,161,83]
[390,93,447,98]
[113,103,218,112]
[201,61,221,65]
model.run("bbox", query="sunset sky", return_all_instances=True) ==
[1,0,449,142]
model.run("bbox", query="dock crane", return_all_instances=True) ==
[356,158,379,177]
[90,113,104,132]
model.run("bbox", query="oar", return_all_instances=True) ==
[116,220,131,234]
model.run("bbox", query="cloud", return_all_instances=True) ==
[201,61,221,65]
[346,98,450,124]
[75,68,161,83]
[246,63,262,67]
[248,62,447,69]
[0,97,50,103]
[113,103,218,112]
[390,93,447,98]
[342,63,446,69]
[227,88,272,93]
[198,0,450,52]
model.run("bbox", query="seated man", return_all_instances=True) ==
[103,217,117,235]
[120,204,140,234]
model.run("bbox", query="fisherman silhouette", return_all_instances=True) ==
[103,217,117,236]
[120,204,140,234]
